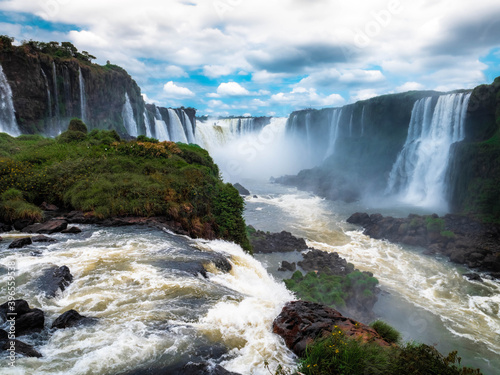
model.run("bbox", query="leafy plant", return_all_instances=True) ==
[370,320,401,344]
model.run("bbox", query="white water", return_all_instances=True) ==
[78,68,86,123]
[41,69,52,118]
[122,93,138,137]
[0,64,20,136]
[182,111,196,144]
[323,108,343,159]
[167,109,188,143]
[0,227,296,375]
[143,110,153,138]
[152,107,169,141]
[386,92,471,211]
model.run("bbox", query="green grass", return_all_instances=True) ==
[370,320,401,344]
[0,125,252,252]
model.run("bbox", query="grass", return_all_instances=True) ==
[0,124,252,252]
[370,320,401,344]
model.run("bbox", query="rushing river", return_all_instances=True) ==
[1,180,499,374]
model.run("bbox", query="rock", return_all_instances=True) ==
[13,219,33,231]
[22,219,68,234]
[233,182,250,196]
[0,223,11,232]
[347,212,372,227]
[1,338,43,358]
[8,237,33,249]
[278,261,296,272]
[298,249,354,276]
[40,202,59,211]
[32,235,57,243]
[253,195,258,198]
[272,301,390,357]
[463,273,483,282]
[61,226,82,234]
[51,309,97,329]
[180,363,241,375]
[250,230,307,253]
[38,266,73,298]
[0,299,44,336]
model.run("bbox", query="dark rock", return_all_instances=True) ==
[180,363,241,375]
[233,183,250,196]
[65,211,99,224]
[0,223,11,232]
[32,235,57,243]
[40,202,59,211]
[13,219,33,231]
[38,265,73,298]
[0,299,44,336]
[272,300,390,357]
[22,219,68,234]
[51,309,97,329]
[298,249,354,276]
[61,226,82,234]
[250,230,307,253]
[253,195,258,198]
[1,339,43,358]
[463,273,483,282]
[8,237,32,249]
[278,261,296,272]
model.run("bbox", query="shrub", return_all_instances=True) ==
[370,320,401,344]
[68,118,88,134]
[426,216,445,232]
[57,130,87,143]
[0,188,43,223]
[137,135,158,143]
[441,230,456,239]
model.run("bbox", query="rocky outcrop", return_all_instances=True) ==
[0,299,45,336]
[22,219,68,234]
[8,237,32,249]
[0,329,42,358]
[347,212,500,276]
[248,227,308,253]
[51,309,96,329]
[273,301,390,357]
[233,183,250,196]
[38,265,73,298]
[298,249,355,276]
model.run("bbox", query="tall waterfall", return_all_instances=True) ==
[167,108,188,143]
[52,62,60,119]
[0,64,20,136]
[183,111,196,143]
[41,69,52,118]
[122,93,138,137]
[154,107,170,141]
[386,92,471,209]
[143,111,153,138]
[79,67,87,122]
[323,108,343,160]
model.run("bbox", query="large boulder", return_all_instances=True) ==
[8,237,33,249]
[0,329,42,358]
[298,249,354,276]
[249,229,308,253]
[273,301,390,357]
[233,183,250,196]
[38,265,73,298]
[51,309,97,329]
[0,299,44,336]
[22,219,68,234]
[0,223,11,232]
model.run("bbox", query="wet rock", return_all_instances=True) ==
[0,299,45,336]
[61,226,82,234]
[32,235,57,243]
[233,182,250,196]
[40,202,59,211]
[463,273,483,282]
[51,309,97,329]
[13,219,34,231]
[22,219,68,234]
[65,211,99,224]
[298,249,354,276]
[180,363,241,375]
[249,229,307,253]
[278,261,296,272]
[0,222,11,232]
[273,300,390,357]
[8,237,33,249]
[1,337,43,358]
[38,265,73,298]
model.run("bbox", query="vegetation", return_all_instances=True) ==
[370,320,401,344]
[298,330,482,375]
[425,216,445,232]
[284,270,378,309]
[68,118,88,134]
[0,124,252,252]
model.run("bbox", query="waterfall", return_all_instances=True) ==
[41,69,52,118]
[62,66,71,116]
[167,108,188,143]
[52,62,60,119]
[122,93,138,137]
[386,92,471,209]
[182,111,196,143]
[143,110,153,138]
[323,108,343,160]
[79,67,86,122]
[361,106,366,136]
[0,64,20,136]
[154,107,170,141]
[348,112,353,137]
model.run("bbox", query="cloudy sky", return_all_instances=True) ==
[1,0,499,116]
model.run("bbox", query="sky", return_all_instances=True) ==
[0,0,499,117]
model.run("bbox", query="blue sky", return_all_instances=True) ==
[1,0,499,117]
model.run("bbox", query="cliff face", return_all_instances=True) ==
[447,77,500,221]
[0,38,196,139]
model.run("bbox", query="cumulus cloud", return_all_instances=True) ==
[271,88,345,109]
[216,82,250,96]
[163,81,195,98]
[203,65,233,78]
[395,81,425,92]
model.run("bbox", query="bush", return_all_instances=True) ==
[0,188,42,223]
[57,130,87,143]
[441,230,456,239]
[68,118,88,134]
[426,216,445,232]
[370,320,401,344]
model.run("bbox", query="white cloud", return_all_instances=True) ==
[203,65,233,78]
[271,88,345,108]
[350,89,380,102]
[396,81,425,92]
[162,81,195,98]
[164,65,188,78]
[216,82,250,96]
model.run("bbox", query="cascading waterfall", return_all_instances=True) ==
[143,110,153,138]
[0,64,20,136]
[361,106,366,136]
[52,61,60,119]
[122,93,138,137]
[167,108,188,143]
[41,69,52,118]
[182,111,196,143]
[386,92,471,209]
[79,67,86,122]
[323,108,343,160]
[154,107,170,141]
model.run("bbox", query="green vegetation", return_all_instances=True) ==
[0,124,252,252]
[426,216,445,232]
[284,270,378,309]
[68,118,88,134]
[441,230,456,239]
[298,330,482,375]
[370,320,401,344]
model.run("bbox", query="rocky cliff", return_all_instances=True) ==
[0,37,196,139]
